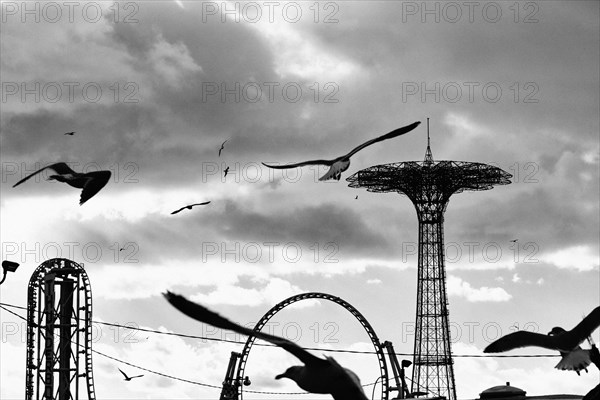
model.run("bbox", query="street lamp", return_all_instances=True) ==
[0,260,20,285]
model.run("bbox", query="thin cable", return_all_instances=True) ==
[0,302,561,358]
[0,305,314,395]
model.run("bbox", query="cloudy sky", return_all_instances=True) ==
[1,1,599,399]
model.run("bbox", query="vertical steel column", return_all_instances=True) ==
[411,203,455,400]
[58,280,75,400]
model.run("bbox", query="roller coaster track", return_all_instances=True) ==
[235,292,389,400]
[25,258,96,400]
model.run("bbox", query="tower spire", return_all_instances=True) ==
[424,118,433,164]
[347,130,512,400]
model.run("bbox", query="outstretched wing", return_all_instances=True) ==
[566,307,600,349]
[163,291,326,366]
[191,201,211,207]
[486,307,600,353]
[130,374,144,379]
[343,121,421,159]
[219,140,228,156]
[79,170,111,205]
[262,159,334,169]
[171,207,186,215]
[13,162,75,187]
[118,368,129,379]
[484,331,558,353]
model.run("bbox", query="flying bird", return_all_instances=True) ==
[170,201,211,215]
[484,306,600,374]
[355,195,358,200]
[13,162,111,205]
[64,131,75,135]
[509,239,518,243]
[218,139,228,157]
[262,121,421,181]
[224,166,230,177]
[163,291,369,400]
[118,368,143,381]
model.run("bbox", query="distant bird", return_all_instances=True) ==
[170,201,211,215]
[355,195,358,200]
[118,368,143,381]
[163,291,369,400]
[485,306,600,374]
[224,166,230,177]
[262,121,421,181]
[12,162,111,205]
[119,247,125,252]
[218,139,228,157]
[509,239,518,243]
[64,131,75,136]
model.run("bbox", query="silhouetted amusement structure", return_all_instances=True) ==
[26,258,96,400]
[220,292,390,400]
[219,292,421,400]
[347,120,512,400]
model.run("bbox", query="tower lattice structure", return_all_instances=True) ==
[26,258,96,400]
[347,122,511,399]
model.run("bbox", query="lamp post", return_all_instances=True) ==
[0,260,20,285]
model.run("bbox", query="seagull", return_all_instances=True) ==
[170,201,211,215]
[163,291,369,400]
[262,121,421,181]
[218,139,228,157]
[64,131,75,135]
[224,166,230,177]
[12,162,111,205]
[484,306,600,374]
[118,368,143,381]
[551,330,592,375]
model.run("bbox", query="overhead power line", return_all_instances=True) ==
[0,302,560,358]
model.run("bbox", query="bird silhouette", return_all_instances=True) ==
[13,162,111,205]
[355,196,358,200]
[219,140,228,157]
[170,201,211,215]
[262,121,421,181]
[64,131,75,136]
[118,368,144,381]
[484,306,600,374]
[163,291,369,400]
[550,328,593,375]
[224,166,230,177]
[509,239,518,243]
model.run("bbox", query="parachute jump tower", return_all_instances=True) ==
[347,120,511,399]
[25,258,96,400]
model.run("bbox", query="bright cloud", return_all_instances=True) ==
[540,245,600,271]
[190,277,319,308]
[447,276,512,302]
